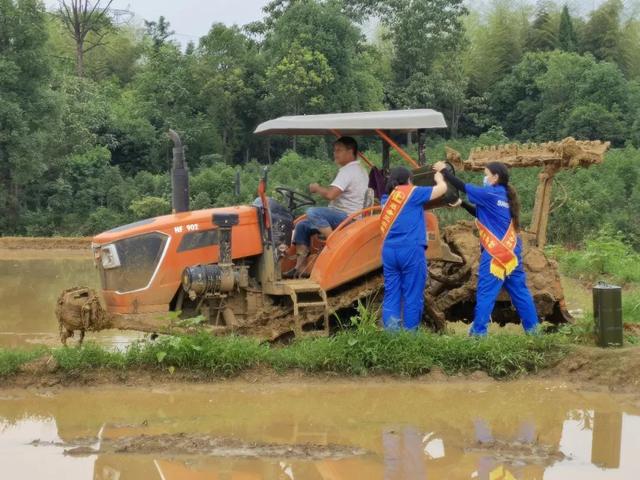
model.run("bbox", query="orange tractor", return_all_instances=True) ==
[56,110,609,344]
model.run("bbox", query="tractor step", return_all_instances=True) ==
[277,280,330,337]
[296,301,327,308]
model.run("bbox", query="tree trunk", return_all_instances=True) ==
[450,106,460,138]
[76,40,84,77]
[0,148,18,232]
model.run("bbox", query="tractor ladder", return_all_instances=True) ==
[279,279,329,337]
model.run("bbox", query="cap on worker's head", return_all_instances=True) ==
[386,166,412,194]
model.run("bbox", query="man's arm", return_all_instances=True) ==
[309,183,342,201]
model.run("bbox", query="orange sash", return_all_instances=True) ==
[476,220,519,280]
[380,185,416,239]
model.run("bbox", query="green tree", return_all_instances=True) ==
[262,0,384,114]
[618,18,640,79]
[535,52,631,142]
[129,196,171,219]
[0,0,57,234]
[581,0,623,63]
[58,0,115,77]
[196,23,263,163]
[490,50,638,145]
[265,42,333,150]
[144,16,174,50]
[266,42,333,116]
[488,52,549,138]
[558,4,577,51]
[126,41,216,172]
[464,0,531,96]
[526,1,558,52]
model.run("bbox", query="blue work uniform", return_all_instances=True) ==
[381,186,433,330]
[465,184,539,335]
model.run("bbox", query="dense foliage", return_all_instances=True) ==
[1,0,639,251]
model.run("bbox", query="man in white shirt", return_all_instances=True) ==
[285,136,369,278]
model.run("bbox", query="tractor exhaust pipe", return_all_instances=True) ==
[167,129,189,213]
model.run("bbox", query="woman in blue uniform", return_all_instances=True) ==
[380,167,447,330]
[433,160,539,336]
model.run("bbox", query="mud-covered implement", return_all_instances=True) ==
[424,138,610,329]
[56,110,609,344]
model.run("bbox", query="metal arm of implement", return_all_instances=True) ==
[445,137,611,249]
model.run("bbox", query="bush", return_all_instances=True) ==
[549,229,640,284]
[129,196,171,219]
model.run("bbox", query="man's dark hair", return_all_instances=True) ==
[334,136,358,157]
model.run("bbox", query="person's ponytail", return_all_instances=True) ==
[487,161,521,231]
[506,184,521,231]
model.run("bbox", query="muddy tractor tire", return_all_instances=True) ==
[424,221,572,330]
[56,287,111,346]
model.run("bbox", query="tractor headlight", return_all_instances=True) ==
[100,244,121,270]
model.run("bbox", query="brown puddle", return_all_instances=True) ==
[0,255,143,348]
[1,381,640,479]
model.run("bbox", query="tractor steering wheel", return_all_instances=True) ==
[274,187,316,212]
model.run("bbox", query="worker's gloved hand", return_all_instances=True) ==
[432,161,447,172]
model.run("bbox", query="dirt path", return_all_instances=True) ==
[0,237,92,260]
[4,345,640,393]
[541,344,640,392]
[0,237,91,250]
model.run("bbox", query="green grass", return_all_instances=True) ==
[0,347,47,376]
[547,231,640,285]
[0,329,572,381]
[271,330,568,378]
[623,292,640,323]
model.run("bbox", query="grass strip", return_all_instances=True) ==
[0,330,572,380]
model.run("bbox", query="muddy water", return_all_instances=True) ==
[1,381,639,479]
[0,253,142,348]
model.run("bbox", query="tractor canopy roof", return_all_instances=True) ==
[254,109,447,136]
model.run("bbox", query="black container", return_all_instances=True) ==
[593,283,623,347]
[411,163,459,210]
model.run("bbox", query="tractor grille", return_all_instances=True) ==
[100,232,168,293]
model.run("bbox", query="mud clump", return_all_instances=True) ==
[465,439,565,466]
[42,434,370,459]
[20,355,59,374]
[425,221,571,330]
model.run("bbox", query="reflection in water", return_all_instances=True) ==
[0,382,639,479]
[0,257,143,348]
[591,411,622,469]
[382,426,425,480]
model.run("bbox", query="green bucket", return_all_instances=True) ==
[593,282,623,347]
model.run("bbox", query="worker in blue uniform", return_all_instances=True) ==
[380,167,447,330]
[433,160,539,336]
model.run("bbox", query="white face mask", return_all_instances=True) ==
[483,176,491,187]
